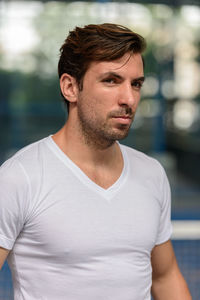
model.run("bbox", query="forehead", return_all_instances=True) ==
[86,52,144,78]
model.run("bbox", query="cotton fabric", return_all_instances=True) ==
[0,136,172,300]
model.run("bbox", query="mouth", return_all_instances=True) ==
[112,115,132,125]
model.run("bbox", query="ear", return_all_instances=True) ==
[60,73,79,103]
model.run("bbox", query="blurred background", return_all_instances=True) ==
[0,0,199,299]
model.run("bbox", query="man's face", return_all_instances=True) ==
[76,52,144,147]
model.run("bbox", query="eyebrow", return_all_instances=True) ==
[99,72,145,82]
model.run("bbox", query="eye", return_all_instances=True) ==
[103,78,116,84]
[132,81,143,89]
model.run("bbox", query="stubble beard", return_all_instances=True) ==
[77,105,134,150]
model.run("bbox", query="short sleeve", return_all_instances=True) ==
[0,158,30,250]
[155,165,172,245]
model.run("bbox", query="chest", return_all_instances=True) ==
[19,180,161,263]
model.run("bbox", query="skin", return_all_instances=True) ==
[76,55,144,149]
[151,240,192,300]
[0,247,9,270]
[0,52,192,299]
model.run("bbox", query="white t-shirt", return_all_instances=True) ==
[0,136,172,300]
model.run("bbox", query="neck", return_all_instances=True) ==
[52,116,124,189]
[52,121,121,167]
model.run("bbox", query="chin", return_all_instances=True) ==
[106,129,130,141]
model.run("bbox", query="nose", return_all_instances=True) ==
[118,83,138,108]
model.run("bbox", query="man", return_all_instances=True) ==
[0,23,191,300]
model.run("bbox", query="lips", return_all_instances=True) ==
[112,115,132,125]
[114,115,131,119]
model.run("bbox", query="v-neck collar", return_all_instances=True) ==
[45,136,129,200]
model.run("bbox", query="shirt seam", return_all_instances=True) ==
[15,159,32,224]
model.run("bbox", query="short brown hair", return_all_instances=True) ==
[58,23,146,110]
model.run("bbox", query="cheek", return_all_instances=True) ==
[79,86,116,117]
[78,93,101,120]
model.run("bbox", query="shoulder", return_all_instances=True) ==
[120,143,169,199]
[120,143,164,174]
[1,136,49,171]
[8,136,49,163]
[0,137,52,215]
[0,136,51,190]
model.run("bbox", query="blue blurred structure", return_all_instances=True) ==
[0,262,13,300]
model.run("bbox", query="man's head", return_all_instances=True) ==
[58,23,146,112]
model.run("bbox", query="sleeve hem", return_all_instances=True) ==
[155,226,173,246]
[0,234,14,250]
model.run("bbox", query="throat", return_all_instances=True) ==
[74,143,124,189]
[52,127,124,189]
[79,162,124,189]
